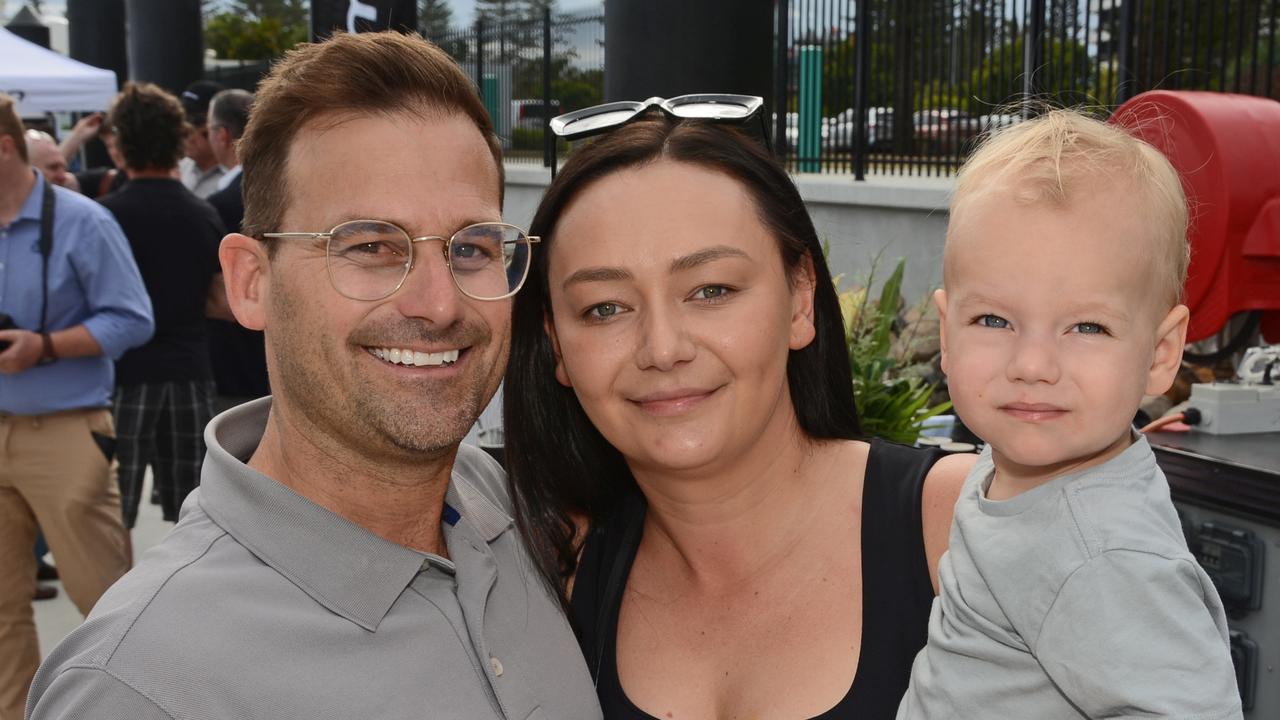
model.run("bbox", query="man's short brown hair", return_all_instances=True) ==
[239,31,503,244]
[0,94,29,163]
[108,82,189,172]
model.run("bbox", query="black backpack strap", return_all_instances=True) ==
[38,179,55,333]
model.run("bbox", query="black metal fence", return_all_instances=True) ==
[428,10,605,168]
[777,0,1280,177]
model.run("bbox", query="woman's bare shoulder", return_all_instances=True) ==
[921,452,976,592]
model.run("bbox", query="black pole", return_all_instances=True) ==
[605,0,773,106]
[852,0,870,181]
[1115,0,1138,103]
[124,0,203,96]
[543,5,555,175]
[1022,0,1045,113]
[773,0,789,162]
[68,0,127,88]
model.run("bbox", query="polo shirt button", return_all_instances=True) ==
[489,656,504,677]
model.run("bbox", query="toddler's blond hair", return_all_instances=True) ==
[948,108,1189,308]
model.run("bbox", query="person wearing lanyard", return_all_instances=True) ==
[0,93,154,720]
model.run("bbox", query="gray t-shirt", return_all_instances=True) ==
[27,398,602,720]
[898,436,1241,720]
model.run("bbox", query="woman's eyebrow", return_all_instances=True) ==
[669,245,749,273]
[561,246,749,290]
[562,266,633,290]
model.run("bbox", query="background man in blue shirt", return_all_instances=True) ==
[0,93,154,720]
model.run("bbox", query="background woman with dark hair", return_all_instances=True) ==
[505,112,973,719]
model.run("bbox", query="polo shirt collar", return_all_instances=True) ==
[15,169,46,223]
[198,397,511,631]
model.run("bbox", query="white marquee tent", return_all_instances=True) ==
[0,27,116,115]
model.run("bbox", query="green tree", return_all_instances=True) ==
[968,36,1092,110]
[204,0,308,60]
[419,0,453,40]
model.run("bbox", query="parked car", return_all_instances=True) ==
[912,108,982,153]
[511,99,561,131]
[825,106,895,151]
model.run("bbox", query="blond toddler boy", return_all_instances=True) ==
[897,109,1242,719]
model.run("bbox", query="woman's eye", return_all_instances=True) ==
[977,314,1009,329]
[585,303,620,320]
[1074,322,1107,335]
[694,286,731,301]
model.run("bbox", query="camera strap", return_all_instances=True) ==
[38,178,55,334]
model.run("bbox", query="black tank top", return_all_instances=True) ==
[569,438,944,720]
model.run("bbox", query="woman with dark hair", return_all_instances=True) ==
[504,102,973,719]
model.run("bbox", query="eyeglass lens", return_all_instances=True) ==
[556,105,644,135]
[667,101,754,119]
[325,220,531,301]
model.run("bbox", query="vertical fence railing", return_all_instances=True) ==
[430,10,605,168]
[430,1,1275,177]
[775,0,1280,177]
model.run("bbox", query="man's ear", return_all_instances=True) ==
[788,254,818,351]
[1146,304,1190,396]
[219,233,270,331]
[544,314,572,388]
[933,288,950,376]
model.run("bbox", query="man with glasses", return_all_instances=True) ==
[27,32,601,720]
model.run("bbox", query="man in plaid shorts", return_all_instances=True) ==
[99,83,227,528]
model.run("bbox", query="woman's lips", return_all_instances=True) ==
[630,388,718,416]
[1000,402,1067,421]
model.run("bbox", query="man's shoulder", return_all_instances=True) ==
[31,504,236,690]
[51,183,119,230]
[452,443,513,514]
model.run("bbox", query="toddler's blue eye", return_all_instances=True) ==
[978,314,1009,329]
[1075,322,1106,335]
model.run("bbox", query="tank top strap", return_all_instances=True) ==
[838,437,944,716]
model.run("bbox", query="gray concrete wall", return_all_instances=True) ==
[502,164,954,305]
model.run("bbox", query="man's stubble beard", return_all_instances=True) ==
[269,280,502,462]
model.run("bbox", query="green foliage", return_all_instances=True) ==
[968,36,1093,108]
[206,13,307,60]
[205,0,307,60]
[419,0,453,40]
[839,258,950,445]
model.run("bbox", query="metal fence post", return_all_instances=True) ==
[1116,0,1138,104]
[1022,0,1045,113]
[773,0,790,164]
[852,0,870,181]
[543,6,555,175]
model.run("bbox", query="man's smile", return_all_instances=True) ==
[366,346,462,367]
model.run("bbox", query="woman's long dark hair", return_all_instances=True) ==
[504,116,861,601]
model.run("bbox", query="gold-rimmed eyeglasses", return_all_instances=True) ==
[263,220,540,301]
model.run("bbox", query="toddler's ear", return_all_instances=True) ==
[1146,304,1190,396]
[934,289,950,376]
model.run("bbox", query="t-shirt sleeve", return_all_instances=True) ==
[1034,549,1242,719]
[28,666,173,720]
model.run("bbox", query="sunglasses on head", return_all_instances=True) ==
[549,94,770,151]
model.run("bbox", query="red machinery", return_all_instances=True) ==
[1111,91,1280,344]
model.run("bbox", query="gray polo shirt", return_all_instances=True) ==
[27,398,602,720]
